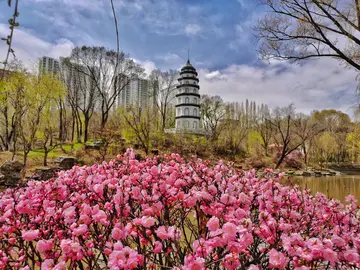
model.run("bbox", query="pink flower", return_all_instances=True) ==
[41,259,54,270]
[322,248,337,265]
[343,249,360,263]
[222,222,237,240]
[36,239,54,253]
[206,217,220,232]
[112,227,127,240]
[73,224,88,236]
[108,247,142,269]
[153,241,163,254]
[269,248,289,269]
[22,230,39,241]
[248,265,260,270]
[156,226,169,240]
[141,216,156,228]
[184,256,205,270]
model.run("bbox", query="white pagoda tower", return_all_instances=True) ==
[174,59,202,133]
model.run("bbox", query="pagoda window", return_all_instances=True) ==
[185,80,189,84]
[194,98,197,104]
[193,121,198,129]
[178,98,181,103]
[184,120,190,129]
[177,108,181,115]
[193,108,197,116]
[185,97,189,103]
[184,107,189,115]
[185,88,189,93]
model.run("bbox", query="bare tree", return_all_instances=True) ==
[124,107,153,155]
[256,0,360,70]
[201,95,228,141]
[1,0,19,74]
[293,114,324,166]
[268,104,306,168]
[62,58,99,143]
[68,46,144,130]
[149,69,178,131]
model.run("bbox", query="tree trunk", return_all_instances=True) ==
[44,150,48,166]
[356,0,360,28]
[84,116,90,143]
[59,103,63,143]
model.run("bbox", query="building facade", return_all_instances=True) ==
[116,74,151,109]
[175,60,201,130]
[39,56,60,75]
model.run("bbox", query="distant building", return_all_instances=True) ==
[39,56,60,75]
[59,57,100,109]
[116,74,151,109]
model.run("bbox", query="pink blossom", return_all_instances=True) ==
[108,247,142,269]
[36,239,54,253]
[222,222,237,240]
[343,249,360,263]
[141,216,156,228]
[22,230,39,241]
[269,249,289,269]
[153,241,163,254]
[112,227,127,240]
[206,217,220,232]
[41,259,54,270]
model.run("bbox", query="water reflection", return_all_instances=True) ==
[288,175,360,203]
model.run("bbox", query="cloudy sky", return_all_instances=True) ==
[0,0,358,115]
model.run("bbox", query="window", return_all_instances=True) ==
[193,121,198,129]
[184,120,189,129]
[178,98,181,103]
[185,97,189,103]
[194,98,197,104]
[177,108,181,115]
[185,88,189,93]
[184,108,189,115]
[193,108,197,116]
[185,81,189,84]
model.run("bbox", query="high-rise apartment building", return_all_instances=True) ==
[59,57,100,109]
[116,74,151,109]
[39,56,60,75]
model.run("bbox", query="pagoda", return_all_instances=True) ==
[174,59,202,132]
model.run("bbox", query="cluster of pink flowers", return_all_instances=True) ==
[0,149,359,269]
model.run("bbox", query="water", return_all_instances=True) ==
[289,175,360,203]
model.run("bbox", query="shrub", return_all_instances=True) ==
[0,149,359,269]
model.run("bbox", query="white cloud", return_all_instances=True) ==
[199,58,358,115]
[133,59,156,76]
[156,53,182,63]
[184,24,201,36]
[0,24,73,68]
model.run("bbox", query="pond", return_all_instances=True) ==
[290,175,360,203]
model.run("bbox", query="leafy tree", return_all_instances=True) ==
[19,73,65,167]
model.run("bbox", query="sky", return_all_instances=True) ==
[0,0,358,115]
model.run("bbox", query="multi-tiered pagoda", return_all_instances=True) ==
[174,59,201,132]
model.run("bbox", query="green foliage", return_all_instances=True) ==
[247,130,263,156]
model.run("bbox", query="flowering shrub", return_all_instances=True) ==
[0,149,359,269]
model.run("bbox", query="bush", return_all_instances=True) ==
[0,149,359,269]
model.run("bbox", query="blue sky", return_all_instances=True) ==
[0,0,358,114]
